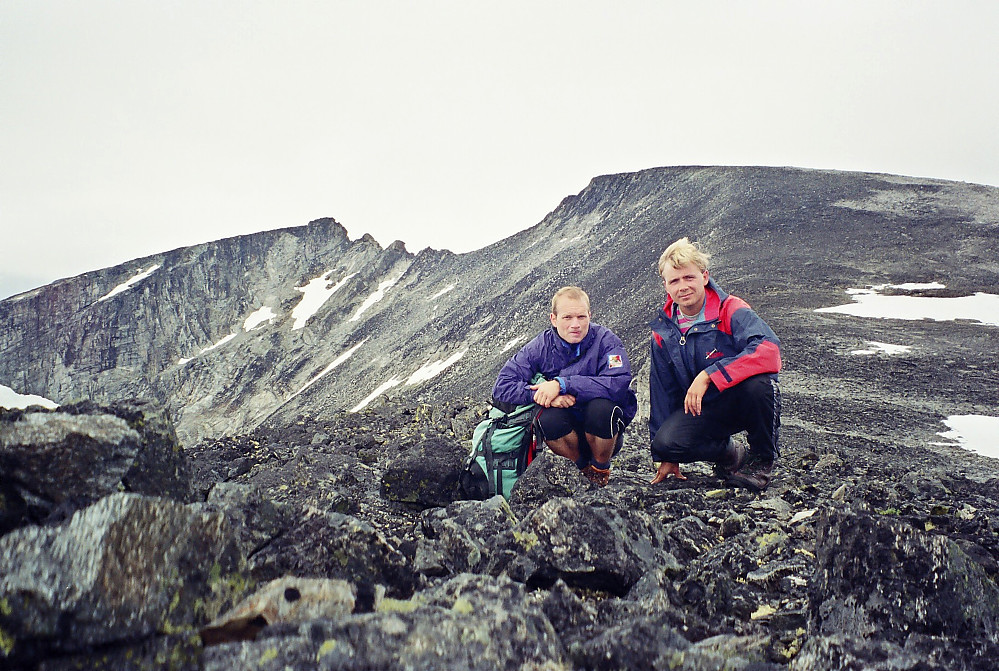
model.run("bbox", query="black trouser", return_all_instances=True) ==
[535,398,628,462]
[651,374,781,464]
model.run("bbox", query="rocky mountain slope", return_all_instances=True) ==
[3,167,997,447]
[1,166,998,669]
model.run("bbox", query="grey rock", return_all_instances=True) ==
[502,497,668,595]
[35,632,203,671]
[811,504,999,645]
[508,449,592,515]
[0,492,241,666]
[200,576,363,645]
[380,437,466,508]
[247,508,416,598]
[540,579,598,634]
[0,399,191,531]
[414,495,518,576]
[203,481,293,560]
[789,633,976,671]
[200,574,566,671]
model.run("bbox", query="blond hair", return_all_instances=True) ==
[658,237,710,279]
[550,286,591,316]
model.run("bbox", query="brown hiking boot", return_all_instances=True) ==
[712,438,747,479]
[726,453,774,492]
[581,464,610,487]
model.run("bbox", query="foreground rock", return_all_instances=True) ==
[201,574,565,671]
[0,399,191,533]
[3,395,999,669]
[0,492,241,667]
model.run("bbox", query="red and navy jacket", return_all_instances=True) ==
[492,324,638,422]
[649,278,782,441]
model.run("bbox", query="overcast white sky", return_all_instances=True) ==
[2,1,998,300]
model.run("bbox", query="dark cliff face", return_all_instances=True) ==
[1,167,998,449]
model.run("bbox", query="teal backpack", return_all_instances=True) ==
[460,401,542,500]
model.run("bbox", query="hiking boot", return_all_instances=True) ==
[726,453,774,492]
[712,438,747,479]
[581,464,610,487]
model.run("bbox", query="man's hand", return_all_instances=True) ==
[650,461,686,484]
[529,379,562,407]
[550,394,576,408]
[684,370,712,416]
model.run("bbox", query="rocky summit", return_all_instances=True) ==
[1,166,998,669]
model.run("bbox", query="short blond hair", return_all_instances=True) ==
[550,286,590,316]
[658,237,710,279]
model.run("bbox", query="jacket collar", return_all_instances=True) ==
[550,324,597,355]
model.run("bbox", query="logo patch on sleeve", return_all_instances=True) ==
[608,354,623,368]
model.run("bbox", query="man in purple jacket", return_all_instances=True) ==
[491,286,638,486]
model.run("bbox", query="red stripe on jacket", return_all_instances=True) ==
[708,340,782,391]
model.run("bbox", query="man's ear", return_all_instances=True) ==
[702,271,710,285]
[550,312,558,327]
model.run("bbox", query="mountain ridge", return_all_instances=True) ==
[2,165,997,449]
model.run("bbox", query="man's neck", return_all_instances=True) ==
[678,302,705,318]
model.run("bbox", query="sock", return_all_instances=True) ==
[589,459,611,471]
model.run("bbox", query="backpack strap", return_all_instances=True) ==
[481,421,498,495]
[516,407,544,476]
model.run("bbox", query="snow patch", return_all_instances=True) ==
[937,415,999,460]
[501,336,526,353]
[98,264,161,302]
[430,284,456,300]
[177,333,237,365]
[850,341,912,356]
[349,276,399,322]
[406,349,467,386]
[291,271,356,330]
[292,339,368,398]
[817,283,999,327]
[350,375,404,413]
[0,384,58,409]
[244,306,277,331]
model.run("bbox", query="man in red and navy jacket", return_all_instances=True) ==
[649,237,782,490]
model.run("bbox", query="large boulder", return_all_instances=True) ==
[0,492,242,667]
[499,496,669,595]
[508,449,593,514]
[810,505,999,645]
[380,437,466,508]
[0,399,191,533]
[200,574,566,671]
[247,507,416,597]
[413,495,519,577]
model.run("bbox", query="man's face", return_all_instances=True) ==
[663,262,709,316]
[550,297,591,344]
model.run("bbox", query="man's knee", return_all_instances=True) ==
[582,398,627,439]
[651,410,727,463]
[535,407,575,442]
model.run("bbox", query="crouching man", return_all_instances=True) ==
[492,286,638,486]
[649,237,782,491]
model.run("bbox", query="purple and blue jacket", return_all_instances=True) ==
[649,278,782,441]
[492,324,638,421]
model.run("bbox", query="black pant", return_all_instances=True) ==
[651,374,780,464]
[535,398,628,462]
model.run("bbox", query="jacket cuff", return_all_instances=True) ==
[556,376,567,394]
[707,366,731,392]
